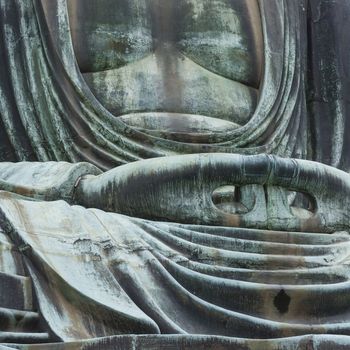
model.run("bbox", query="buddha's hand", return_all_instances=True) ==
[75,154,350,233]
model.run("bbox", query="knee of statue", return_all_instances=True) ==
[2,0,350,348]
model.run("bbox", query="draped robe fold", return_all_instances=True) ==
[0,0,309,168]
[2,191,350,341]
[2,0,350,349]
[1,159,350,348]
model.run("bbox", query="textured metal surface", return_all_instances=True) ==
[0,0,308,169]
[1,0,350,349]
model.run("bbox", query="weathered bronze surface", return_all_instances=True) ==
[1,0,350,349]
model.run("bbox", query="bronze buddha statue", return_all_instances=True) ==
[1,0,350,349]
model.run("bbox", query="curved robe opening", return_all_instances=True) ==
[67,0,264,143]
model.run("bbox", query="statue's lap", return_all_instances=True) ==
[1,156,350,342]
[2,0,350,348]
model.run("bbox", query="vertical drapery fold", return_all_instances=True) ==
[307,0,350,171]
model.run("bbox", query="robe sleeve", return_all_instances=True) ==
[0,161,101,202]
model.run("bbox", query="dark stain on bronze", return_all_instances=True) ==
[273,289,291,314]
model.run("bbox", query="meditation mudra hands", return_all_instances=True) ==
[74,154,350,233]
